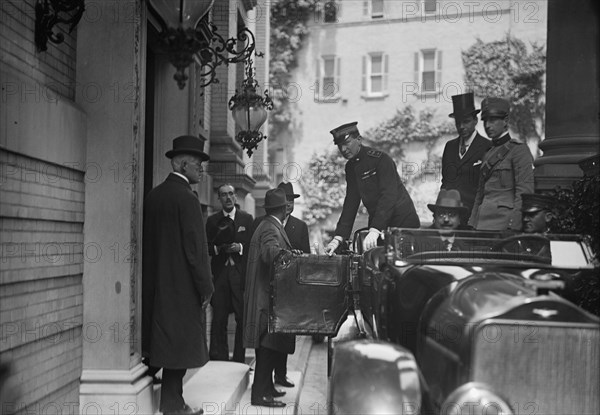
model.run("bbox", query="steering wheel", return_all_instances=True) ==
[492,234,551,258]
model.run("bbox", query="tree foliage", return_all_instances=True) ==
[462,35,546,151]
[269,0,316,138]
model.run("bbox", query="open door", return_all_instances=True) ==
[269,253,350,335]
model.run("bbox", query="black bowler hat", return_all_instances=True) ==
[262,188,288,209]
[449,92,481,118]
[481,97,510,120]
[522,193,554,213]
[277,182,300,199]
[330,121,360,145]
[213,216,235,245]
[165,135,210,161]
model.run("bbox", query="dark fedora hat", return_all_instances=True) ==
[165,135,210,161]
[427,189,468,215]
[213,216,235,245]
[330,121,360,145]
[449,92,481,118]
[262,188,288,209]
[481,97,510,120]
[277,182,300,199]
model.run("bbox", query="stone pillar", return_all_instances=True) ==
[76,1,153,413]
[534,0,600,190]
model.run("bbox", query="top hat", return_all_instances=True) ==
[448,92,481,118]
[213,216,235,245]
[330,122,360,145]
[481,97,510,120]
[165,135,210,161]
[277,182,300,199]
[522,193,554,214]
[262,188,288,209]
[427,189,468,215]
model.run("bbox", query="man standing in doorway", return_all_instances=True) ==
[206,184,254,363]
[142,135,214,415]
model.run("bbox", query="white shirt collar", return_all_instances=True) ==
[223,206,236,220]
[270,215,283,226]
[172,171,189,184]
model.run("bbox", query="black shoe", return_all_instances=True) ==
[163,404,203,415]
[251,396,286,408]
[270,388,286,398]
[275,377,295,388]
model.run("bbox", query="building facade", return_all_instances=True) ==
[0,0,269,412]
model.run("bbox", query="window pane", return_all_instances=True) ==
[424,0,436,13]
[423,71,435,91]
[371,75,382,92]
[324,58,335,76]
[324,1,337,23]
[372,0,384,15]
[323,76,336,96]
[423,51,435,71]
[371,55,382,73]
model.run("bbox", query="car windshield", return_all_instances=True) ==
[386,228,594,269]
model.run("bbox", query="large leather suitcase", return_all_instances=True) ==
[269,253,350,335]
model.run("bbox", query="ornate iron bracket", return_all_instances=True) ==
[35,0,85,52]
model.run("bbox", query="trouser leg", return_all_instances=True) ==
[209,269,231,360]
[230,267,245,363]
[160,368,186,412]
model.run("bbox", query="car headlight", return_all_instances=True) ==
[441,382,513,415]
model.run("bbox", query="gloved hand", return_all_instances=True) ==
[362,228,381,251]
[324,237,342,256]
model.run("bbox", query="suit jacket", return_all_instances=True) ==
[336,145,420,239]
[441,133,491,217]
[468,135,534,231]
[243,215,295,352]
[142,173,214,369]
[253,214,311,254]
[206,209,254,279]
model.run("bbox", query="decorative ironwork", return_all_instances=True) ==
[155,15,258,89]
[229,60,273,157]
[35,0,85,52]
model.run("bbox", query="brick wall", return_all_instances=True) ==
[0,149,84,414]
[1,0,78,99]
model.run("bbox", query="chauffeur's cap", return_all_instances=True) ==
[481,97,510,120]
[330,122,360,145]
[522,193,555,213]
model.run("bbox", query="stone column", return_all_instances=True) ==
[534,0,600,190]
[76,1,153,413]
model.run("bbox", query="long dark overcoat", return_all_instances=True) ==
[142,173,214,369]
[243,215,295,353]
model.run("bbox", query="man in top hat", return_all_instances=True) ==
[468,97,534,231]
[243,188,303,407]
[324,122,420,255]
[251,181,310,387]
[441,92,491,218]
[206,184,254,363]
[521,193,554,234]
[142,135,214,415]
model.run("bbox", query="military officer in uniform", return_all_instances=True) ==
[325,122,420,254]
[468,98,534,231]
[521,193,554,234]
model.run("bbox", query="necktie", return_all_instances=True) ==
[459,141,467,157]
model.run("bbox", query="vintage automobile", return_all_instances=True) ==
[269,228,599,415]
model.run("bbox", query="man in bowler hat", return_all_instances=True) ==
[324,122,420,255]
[441,92,491,217]
[469,97,534,231]
[142,135,214,415]
[206,184,254,363]
[243,188,303,407]
[252,181,310,388]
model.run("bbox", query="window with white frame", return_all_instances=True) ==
[415,49,442,93]
[316,55,340,101]
[364,0,384,18]
[362,53,388,96]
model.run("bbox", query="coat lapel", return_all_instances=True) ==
[268,216,292,248]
